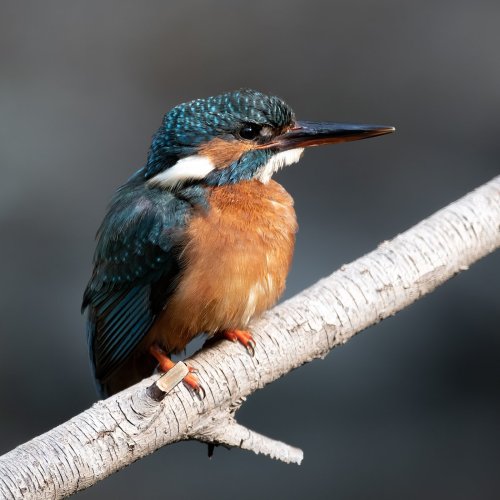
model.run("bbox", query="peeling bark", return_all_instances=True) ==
[0,176,498,499]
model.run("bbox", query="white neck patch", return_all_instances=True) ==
[256,148,304,183]
[147,155,215,189]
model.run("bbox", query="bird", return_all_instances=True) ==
[82,89,394,397]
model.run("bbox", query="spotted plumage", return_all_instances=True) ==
[83,89,394,396]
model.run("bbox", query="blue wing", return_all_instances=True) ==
[83,180,195,393]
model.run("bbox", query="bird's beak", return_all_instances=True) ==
[268,120,395,151]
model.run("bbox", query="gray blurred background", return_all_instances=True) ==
[1,1,499,498]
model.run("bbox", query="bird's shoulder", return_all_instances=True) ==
[83,181,207,305]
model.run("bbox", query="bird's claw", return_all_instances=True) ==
[244,337,256,357]
[182,367,205,399]
[223,329,256,357]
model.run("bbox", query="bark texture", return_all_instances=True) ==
[0,176,498,499]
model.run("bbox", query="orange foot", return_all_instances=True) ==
[222,329,256,356]
[149,344,205,399]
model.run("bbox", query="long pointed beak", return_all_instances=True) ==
[268,120,395,151]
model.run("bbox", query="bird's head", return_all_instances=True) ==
[142,89,394,188]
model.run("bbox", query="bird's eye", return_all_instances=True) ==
[239,123,263,141]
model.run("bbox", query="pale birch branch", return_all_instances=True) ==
[0,176,499,499]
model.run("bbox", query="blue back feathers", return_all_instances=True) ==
[83,180,207,393]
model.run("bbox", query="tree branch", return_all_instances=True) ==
[0,176,498,499]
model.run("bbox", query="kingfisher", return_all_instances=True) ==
[83,89,394,397]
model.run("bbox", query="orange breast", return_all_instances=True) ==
[148,179,297,353]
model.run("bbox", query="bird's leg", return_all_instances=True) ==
[148,344,205,398]
[220,329,256,356]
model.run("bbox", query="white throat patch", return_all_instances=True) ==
[256,148,304,183]
[147,155,215,189]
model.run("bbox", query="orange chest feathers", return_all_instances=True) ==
[182,179,298,328]
[151,180,297,352]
